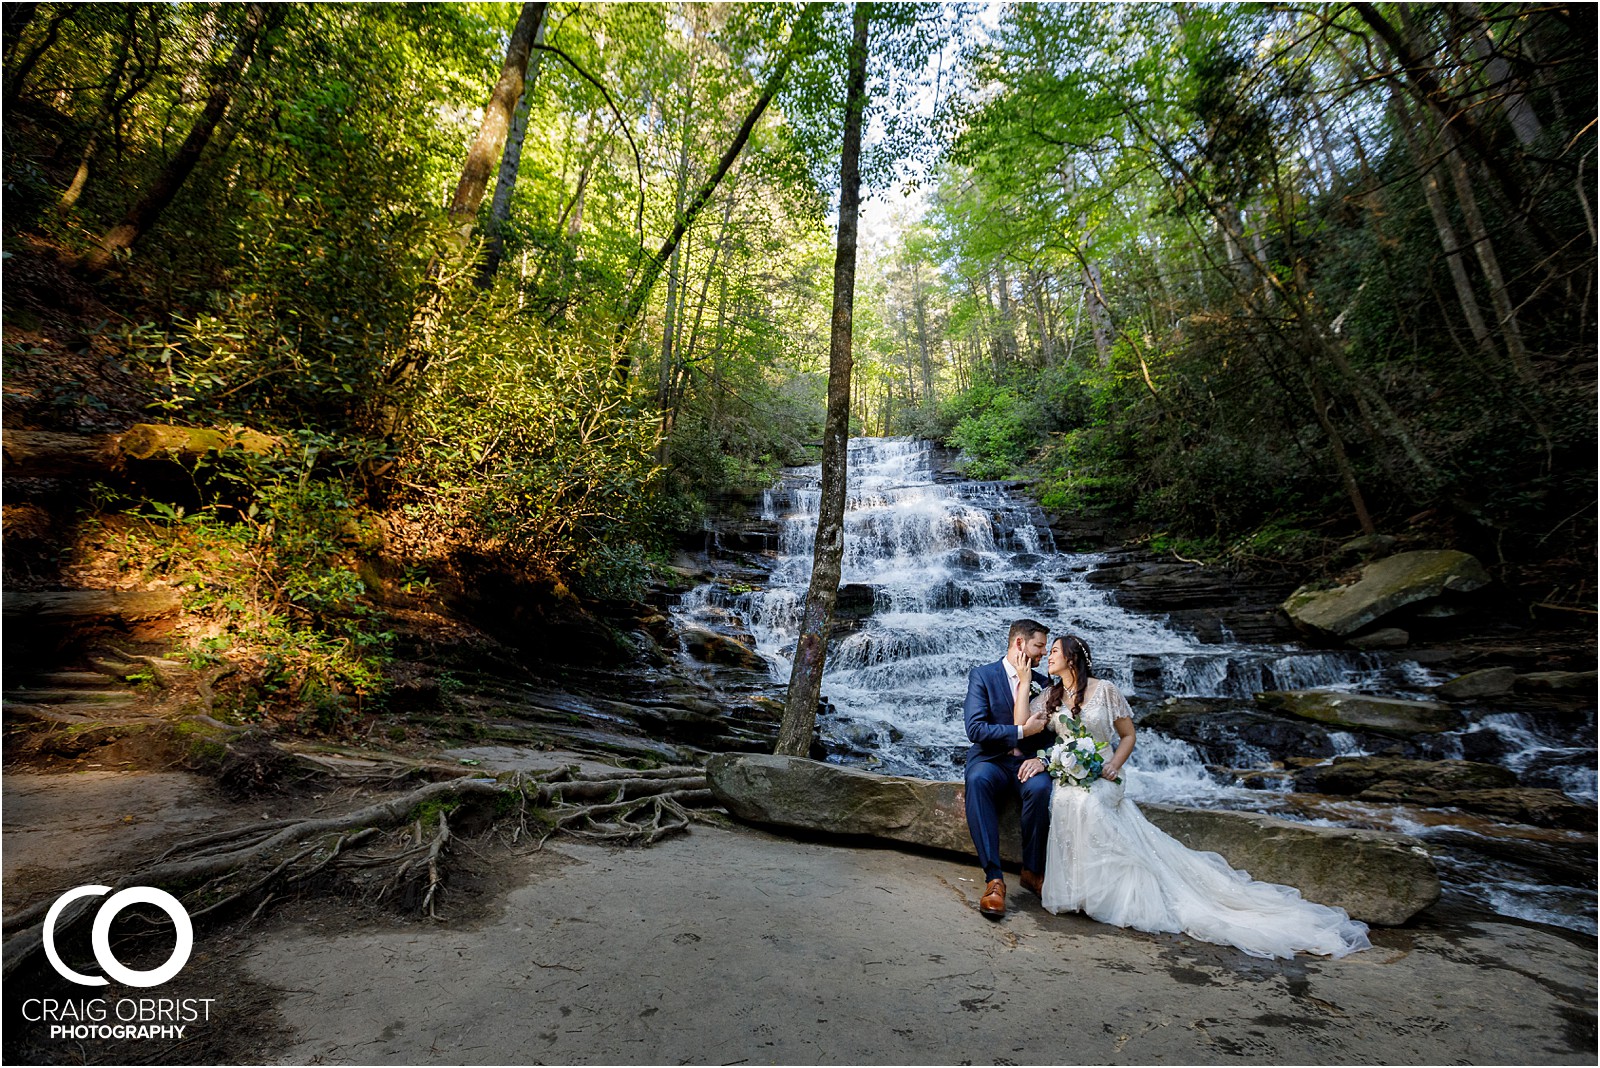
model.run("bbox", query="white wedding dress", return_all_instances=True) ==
[1036,680,1372,959]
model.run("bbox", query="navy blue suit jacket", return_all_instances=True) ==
[963,659,1052,767]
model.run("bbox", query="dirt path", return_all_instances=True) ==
[241,822,1596,1065]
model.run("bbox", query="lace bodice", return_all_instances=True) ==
[1030,678,1133,746]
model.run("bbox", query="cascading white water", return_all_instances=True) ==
[674,438,1596,934]
[684,439,1440,798]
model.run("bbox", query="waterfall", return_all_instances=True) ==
[672,438,1595,934]
[685,438,1434,792]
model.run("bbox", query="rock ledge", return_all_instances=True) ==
[706,753,1439,925]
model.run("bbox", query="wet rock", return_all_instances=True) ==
[835,583,876,620]
[1516,670,1598,694]
[1083,558,1299,644]
[1347,627,1409,650]
[1294,756,1517,796]
[948,548,984,572]
[1086,563,1140,585]
[1130,655,1165,695]
[1290,759,1594,829]
[1255,690,1463,736]
[706,753,1440,924]
[711,521,781,555]
[1139,699,1336,761]
[681,625,766,671]
[1011,553,1043,569]
[1283,550,1490,639]
[1410,788,1594,830]
[1435,666,1517,700]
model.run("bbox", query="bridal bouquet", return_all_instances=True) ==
[1041,716,1118,790]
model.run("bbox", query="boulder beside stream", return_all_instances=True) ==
[1283,549,1490,640]
[1255,689,1464,735]
[706,753,1440,925]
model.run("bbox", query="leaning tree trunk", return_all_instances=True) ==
[376,1,546,438]
[476,6,549,286]
[2,1,66,112]
[775,2,870,758]
[444,1,547,251]
[1391,92,1499,363]
[611,1,824,382]
[59,7,139,214]
[84,2,275,274]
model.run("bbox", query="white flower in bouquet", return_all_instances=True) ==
[1042,715,1120,790]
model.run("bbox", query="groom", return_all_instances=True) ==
[963,618,1053,919]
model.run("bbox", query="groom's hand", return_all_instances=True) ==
[1018,758,1045,782]
[1020,709,1048,737]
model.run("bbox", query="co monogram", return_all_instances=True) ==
[42,886,193,988]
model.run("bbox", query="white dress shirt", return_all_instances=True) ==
[1002,658,1028,743]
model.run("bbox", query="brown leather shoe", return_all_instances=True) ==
[1020,869,1043,895]
[978,878,1006,918]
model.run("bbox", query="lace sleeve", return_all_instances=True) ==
[1105,681,1134,724]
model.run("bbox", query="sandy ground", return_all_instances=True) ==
[241,823,1597,1066]
[5,765,1595,1066]
[2,769,230,913]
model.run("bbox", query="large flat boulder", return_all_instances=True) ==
[1283,550,1490,639]
[706,753,1439,925]
[1255,689,1464,735]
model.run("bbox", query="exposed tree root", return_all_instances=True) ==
[2,757,715,979]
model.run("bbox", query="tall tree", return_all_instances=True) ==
[84,2,277,274]
[477,5,550,286]
[378,1,547,436]
[612,1,824,381]
[445,1,548,252]
[775,1,871,758]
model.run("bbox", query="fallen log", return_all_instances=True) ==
[3,423,281,479]
[706,753,1440,926]
[2,589,182,638]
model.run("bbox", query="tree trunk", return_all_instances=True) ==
[374,2,545,438]
[1083,259,1113,366]
[913,269,934,405]
[1458,2,1543,146]
[775,3,869,759]
[477,7,549,286]
[1353,2,1555,260]
[2,1,68,111]
[1304,364,1377,537]
[445,2,547,252]
[1,3,39,63]
[656,46,700,426]
[58,8,140,214]
[83,2,274,274]
[613,2,824,381]
[1391,93,1498,361]
[995,263,1019,362]
[1440,127,1533,382]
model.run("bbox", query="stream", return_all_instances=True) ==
[674,437,1596,935]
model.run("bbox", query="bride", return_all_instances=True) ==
[1014,633,1372,960]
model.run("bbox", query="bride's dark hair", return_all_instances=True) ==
[1044,635,1094,721]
